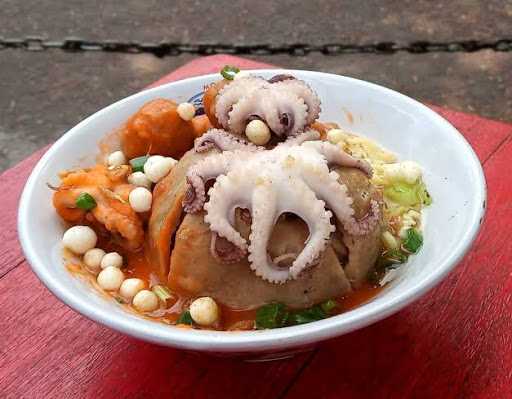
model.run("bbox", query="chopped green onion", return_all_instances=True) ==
[220,65,240,80]
[176,310,193,325]
[288,305,327,325]
[129,155,149,173]
[152,285,173,302]
[377,248,408,269]
[402,228,423,253]
[75,192,97,210]
[320,299,337,314]
[255,303,289,329]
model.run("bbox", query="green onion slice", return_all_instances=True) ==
[129,155,149,173]
[320,299,337,314]
[377,248,408,269]
[255,303,289,329]
[152,285,173,302]
[288,305,327,325]
[220,65,240,80]
[176,310,193,325]
[402,228,423,253]
[75,192,97,210]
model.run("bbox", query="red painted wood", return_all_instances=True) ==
[1,55,511,398]
[0,147,47,277]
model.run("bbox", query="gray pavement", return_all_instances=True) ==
[1,1,511,171]
[2,0,511,44]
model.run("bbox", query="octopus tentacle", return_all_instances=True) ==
[194,128,261,153]
[183,152,236,213]
[273,79,321,125]
[268,74,296,83]
[210,232,247,264]
[259,89,308,137]
[343,199,381,236]
[246,184,290,283]
[203,174,251,252]
[227,91,269,135]
[299,166,364,235]
[215,77,268,129]
[280,129,320,147]
[248,179,335,284]
[301,140,373,177]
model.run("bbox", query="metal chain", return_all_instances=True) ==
[1,37,511,56]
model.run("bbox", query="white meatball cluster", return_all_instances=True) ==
[61,225,160,313]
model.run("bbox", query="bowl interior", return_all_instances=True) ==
[18,70,485,352]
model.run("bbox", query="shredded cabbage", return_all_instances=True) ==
[384,180,432,208]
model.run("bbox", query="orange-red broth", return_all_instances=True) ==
[66,242,382,331]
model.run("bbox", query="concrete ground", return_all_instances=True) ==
[1,0,511,171]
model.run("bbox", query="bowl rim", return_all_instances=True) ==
[18,69,487,352]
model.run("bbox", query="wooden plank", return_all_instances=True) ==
[429,105,512,162]
[0,147,46,277]
[284,137,512,399]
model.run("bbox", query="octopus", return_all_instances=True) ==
[204,75,321,140]
[182,129,379,284]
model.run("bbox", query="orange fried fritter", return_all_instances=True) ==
[120,98,196,160]
[53,165,144,251]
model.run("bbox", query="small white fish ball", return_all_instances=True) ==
[177,102,196,121]
[129,187,153,213]
[127,171,152,189]
[107,151,127,167]
[132,290,159,312]
[245,120,271,145]
[100,252,123,269]
[144,155,177,183]
[83,248,106,271]
[119,278,145,300]
[62,226,97,255]
[97,266,125,291]
[189,296,219,326]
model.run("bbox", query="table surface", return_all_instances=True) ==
[1,55,512,399]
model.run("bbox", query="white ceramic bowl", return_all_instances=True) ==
[18,70,486,354]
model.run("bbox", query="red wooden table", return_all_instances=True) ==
[1,55,512,399]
